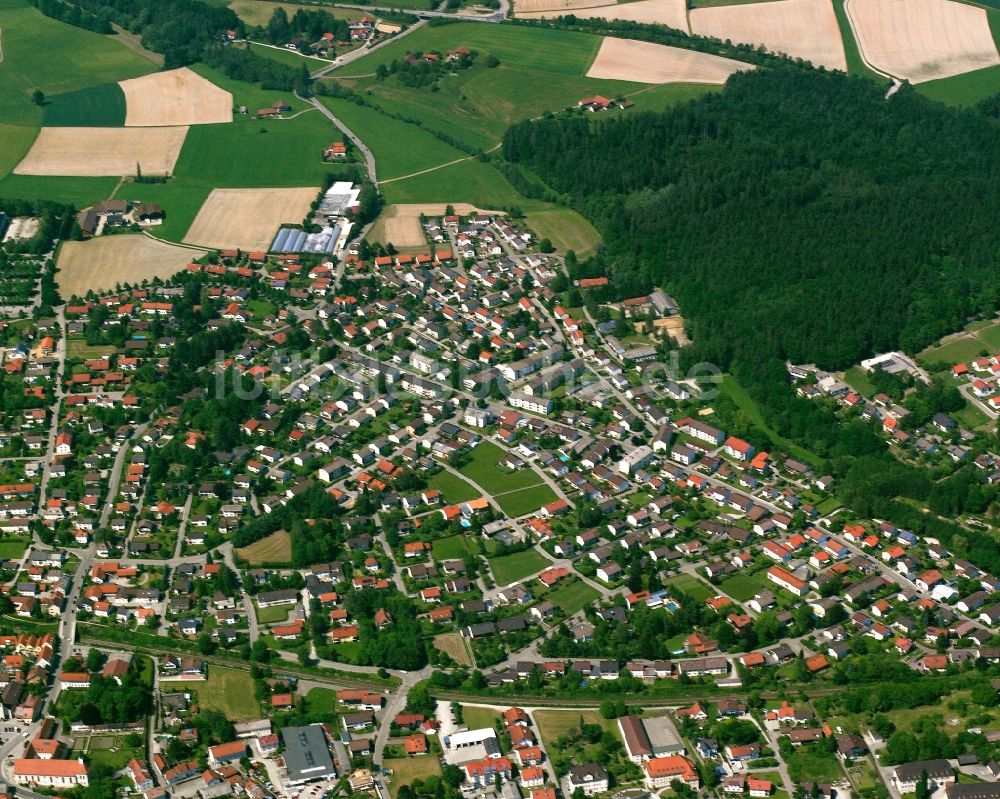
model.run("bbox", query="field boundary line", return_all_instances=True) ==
[379,141,503,184]
[139,228,215,252]
[842,0,902,83]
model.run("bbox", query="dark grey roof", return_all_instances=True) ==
[281,725,337,785]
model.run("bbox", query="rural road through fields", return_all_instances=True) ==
[306,95,378,184]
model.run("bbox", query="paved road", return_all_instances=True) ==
[35,306,67,515]
[307,94,378,184]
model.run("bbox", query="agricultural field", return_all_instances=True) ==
[183,187,318,251]
[488,548,549,584]
[847,0,1000,83]
[433,631,474,667]
[547,579,599,615]
[236,530,292,564]
[192,667,260,722]
[42,83,126,127]
[518,0,690,30]
[690,0,847,71]
[56,235,206,300]
[586,37,752,84]
[119,68,233,126]
[14,126,189,177]
[326,24,649,152]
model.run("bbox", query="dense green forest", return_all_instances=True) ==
[504,68,1000,370]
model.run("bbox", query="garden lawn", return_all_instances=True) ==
[460,440,545,493]
[489,549,548,584]
[427,470,480,504]
[431,534,473,560]
[305,687,338,716]
[384,757,442,798]
[255,601,292,624]
[547,580,599,615]
[494,483,559,517]
[534,709,615,750]
[719,572,765,602]
[785,745,845,784]
[461,704,500,729]
[666,573,714,602]
[0,538,29,559]
[194,666,260,722]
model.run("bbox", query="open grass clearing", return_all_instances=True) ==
[488,548,549,584]
[305,687,338,716]
[433,631,474,667]
[524,207,601,258]
[494,483,559,517]
[383,757,442,797]
[382,158,545,209]
[918,334,993,368]
[183,187,317,251]
[784,745,845,784]
[57,235,204,300]
[547,579,599,615]
[237,530,292,565]
[193,666,260,721]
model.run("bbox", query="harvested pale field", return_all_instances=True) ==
[14,127,188,176]
[587,37,752,83]
[848,0,1000,82]
[690,0,847,71]
[57,235,205,298]
[183,187,318,251]
[517,0,689,30]
[119,67,233,126]
[367,203,501,249]
[514,0,624,14]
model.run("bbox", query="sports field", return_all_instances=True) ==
[488,548,548,584]
[236,530,292,564]
[14,126,188,176]
[183,187,317,251]
[57,235,205,299]
[194,667,260,722]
